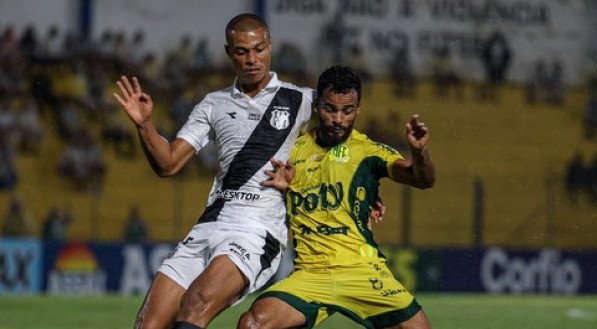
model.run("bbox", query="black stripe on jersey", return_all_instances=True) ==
[257,232,280,278]
[197,87,303,223]
[222,87,302,190]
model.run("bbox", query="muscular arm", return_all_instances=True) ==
[137,123,196,177]
[114,76,195,177]
[391,115,436,189]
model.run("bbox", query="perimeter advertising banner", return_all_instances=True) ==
[440,247,597,294]
[42,242,174,295]
[38,241,597,295]
[0,239,42,294]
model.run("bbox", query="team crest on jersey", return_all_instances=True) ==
[270,107,290,130]
[329,145,349,163]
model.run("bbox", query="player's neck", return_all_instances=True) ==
[238,75,272,98]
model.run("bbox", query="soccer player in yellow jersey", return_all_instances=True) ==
[237,65,435,329]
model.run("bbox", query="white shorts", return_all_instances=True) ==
[158,222,282,304]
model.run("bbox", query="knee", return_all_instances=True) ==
[179,289,212,318]
[237,308,271,329]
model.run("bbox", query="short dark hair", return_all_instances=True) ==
[225,13,270,45]
[316,65,362,104]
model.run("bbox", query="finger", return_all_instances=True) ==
[116,81,130,99]
[261,180,274,187]
[122,76,135,96]
[113,93,127,107]
[286,160,294,170]
[132,76,142,94]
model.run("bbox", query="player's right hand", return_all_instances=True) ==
[261,159,295,193]
[113,76,153,127]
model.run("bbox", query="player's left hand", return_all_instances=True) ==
[367,198,386,230]
[405,114,429,151]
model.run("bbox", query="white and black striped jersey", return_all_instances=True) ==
[176,73,313,244]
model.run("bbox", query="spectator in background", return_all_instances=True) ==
[55,100,84,140]
[319,11,346,67]
[565,152,589,204]
[38,25,62,59]
[0,26,21,60]
[479,30,512,102]
[19,25,38,59]
[101,105,136,158]
[431,45,462,99]
[545,59,565,106]
[57,129,106,193]
[192,37,212,70]
[0,97,17,146]
[346,45,371,88]
[584,88,597,139]
[123,205,148,243]
[1,198,35,237]
[588,154,597,205]
[526,59,549,105]
[42,206,71,242]
[390,44,417,98]
[272,41,308,84]
[15,98,44,154]
[127,31,147,68]
[0,132,18,191]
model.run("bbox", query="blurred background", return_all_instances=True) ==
[0,0,596,299]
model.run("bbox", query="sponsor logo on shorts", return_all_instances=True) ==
[381,288,406,297]
[369,278,384,290]
[229,242,251,261]
[216,189,261,202]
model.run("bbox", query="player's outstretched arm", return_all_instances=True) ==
[113,76,195,177]
[261,159,295,194]
[391,114,436,189]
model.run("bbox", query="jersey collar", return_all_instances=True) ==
[231,72,280,98]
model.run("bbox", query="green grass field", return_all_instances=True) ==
[1,293,596,329]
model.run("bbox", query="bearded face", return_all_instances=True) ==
[314,88,359,147]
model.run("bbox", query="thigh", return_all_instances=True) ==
[135,272,185,329]
[209,226,282,303]
[158,225,210,290]
[334,262,422,328]
[177,255,248,324]
[243,296,308,329]
[261,269,335,328]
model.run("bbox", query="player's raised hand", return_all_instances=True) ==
[113,76,153,126]
[405,114,429,151]
[367,198,386,230]
[261,159,295,193]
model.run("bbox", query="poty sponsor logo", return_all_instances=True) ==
[480,248,582,294]
[216,189,261,202]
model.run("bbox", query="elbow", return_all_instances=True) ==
[417,177,436,189]
[153,164,180,178]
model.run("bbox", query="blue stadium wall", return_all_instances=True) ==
[1,238,596,295]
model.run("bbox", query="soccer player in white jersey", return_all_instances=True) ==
[113,14,315,329]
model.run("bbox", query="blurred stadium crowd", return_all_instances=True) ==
[0,18,596,244]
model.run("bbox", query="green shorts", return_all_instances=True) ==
[258,260,421,329]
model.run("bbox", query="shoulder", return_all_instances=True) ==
[351,130,403,157]
[192,87,234,112]
[278,81,314,102]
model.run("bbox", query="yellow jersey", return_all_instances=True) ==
[287,129,403,268]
